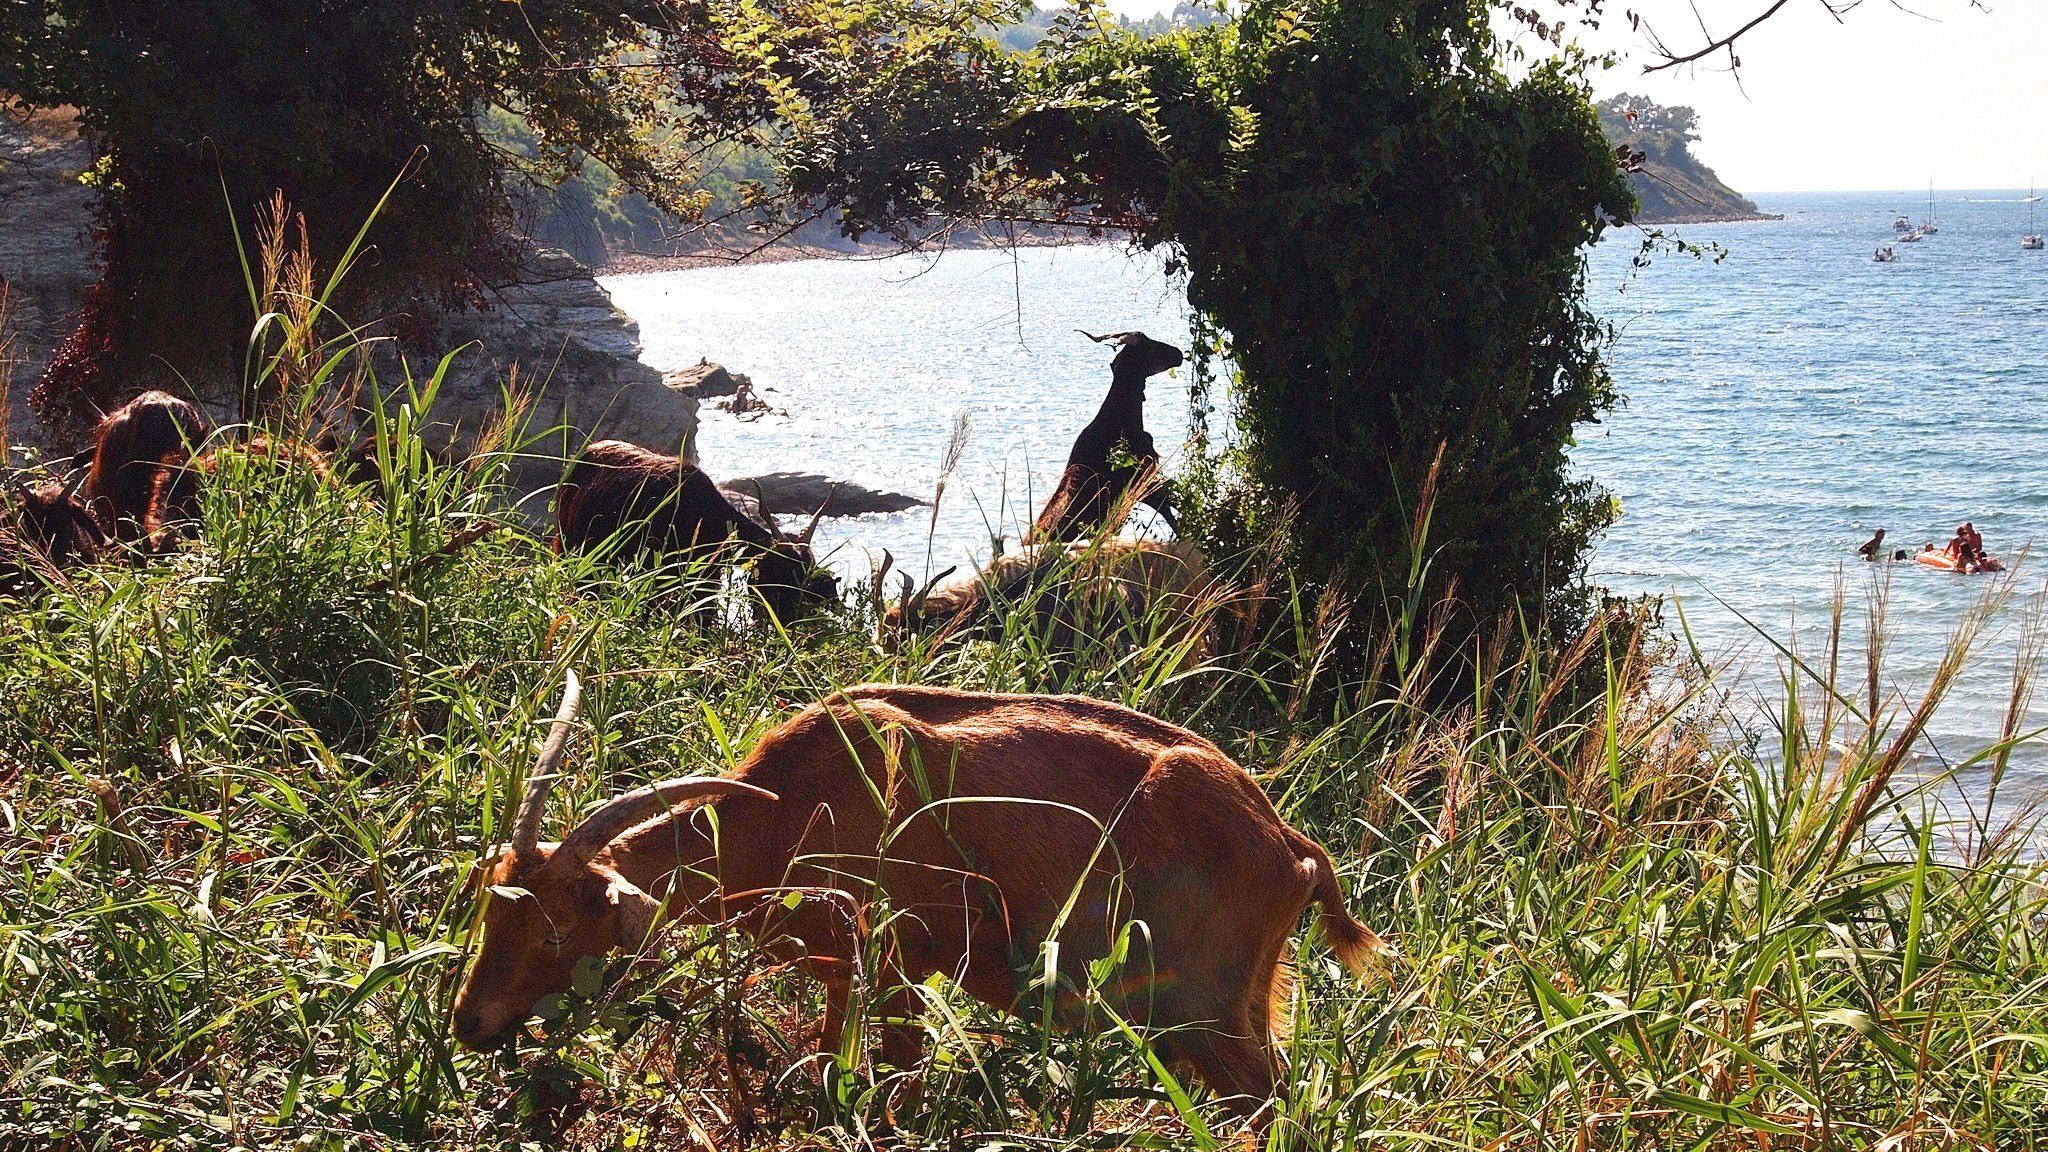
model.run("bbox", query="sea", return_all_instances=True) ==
[601,190,2048,809]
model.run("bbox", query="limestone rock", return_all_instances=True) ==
[0,105,98,456]
[375,246,697,504]
[664,360,748,399]
[0,107,689,504]
[720,472,926,520]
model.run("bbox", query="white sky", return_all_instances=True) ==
[1095,0,2048,193]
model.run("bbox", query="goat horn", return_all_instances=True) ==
[911,565,959,616]
[798,486,835,544]
[510,670,584,860]
[556,777,780,869]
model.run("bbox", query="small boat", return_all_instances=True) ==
[2025,235,2045,251]
[2024,182,2043,249]
[1914,547,2004,574]
[1874,246,1898,262]
[1893,213,1913,232]
[1897,228,1923,243]
[1920,181,1939,235]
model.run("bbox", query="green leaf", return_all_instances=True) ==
[570,954,606,999]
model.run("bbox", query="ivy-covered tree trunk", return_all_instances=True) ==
[1150,12,1632,655]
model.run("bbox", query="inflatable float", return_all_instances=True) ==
[1913,548,2004,573]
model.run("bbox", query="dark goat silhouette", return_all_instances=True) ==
[2,474,108,593]
[83,391,209,544]
[555,440,838,621]
[1030,331,1184,543]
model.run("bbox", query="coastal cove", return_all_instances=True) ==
[604,188,2048,802]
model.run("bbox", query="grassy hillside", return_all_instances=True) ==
[1599,95,1773,223]
[3,346,2046,1148]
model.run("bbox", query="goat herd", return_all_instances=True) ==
[3,331,1379,1124]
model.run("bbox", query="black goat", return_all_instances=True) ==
[1030,331,1183,543]
[556,440,838,621]
[2,473,108,594]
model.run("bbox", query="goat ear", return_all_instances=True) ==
[603,871,662,948]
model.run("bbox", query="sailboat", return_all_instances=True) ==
[1920,181,1939,236]
[2024,181,2043,250]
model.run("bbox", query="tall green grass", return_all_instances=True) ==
[4,230,2048,1147]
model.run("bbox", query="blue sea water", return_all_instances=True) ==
[602,190,2048,797]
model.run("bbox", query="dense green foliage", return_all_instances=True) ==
[4,387,2048,1147]
[1598,94,1765,223]
[510,3,1225,261]
[1141,5,1634,654]
[0,0,684,426]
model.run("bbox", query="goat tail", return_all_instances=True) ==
[1295,834,1384,978]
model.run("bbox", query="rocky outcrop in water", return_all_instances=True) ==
[720,472,927,521]
[665,360,748,399]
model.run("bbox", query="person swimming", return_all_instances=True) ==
[1857,527,1886,561]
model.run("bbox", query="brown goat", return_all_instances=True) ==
[452,675,1379,1116]
[1030,332,1184,544]
[2,475,109,593]
[883,538,1225,663]
[556,440,838,621]
[83,390,210,544]
[143,434,334,549]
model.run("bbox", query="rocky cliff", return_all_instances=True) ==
[0,103,692,504]
[380,246,697,505]
[0,105,97,453]
[1598,94,1778,225]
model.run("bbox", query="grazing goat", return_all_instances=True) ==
[135,435,334,553]
[83,391,209,544]
[882,538,1225,662]
[2,474,108,592]
[452,674,1380,1116]
[556,440,838,621]
[1030,332,1183,543]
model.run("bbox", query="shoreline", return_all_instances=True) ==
[598,216,1786,278]
[595,229,1125,277]
[1630,212,1786,225]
